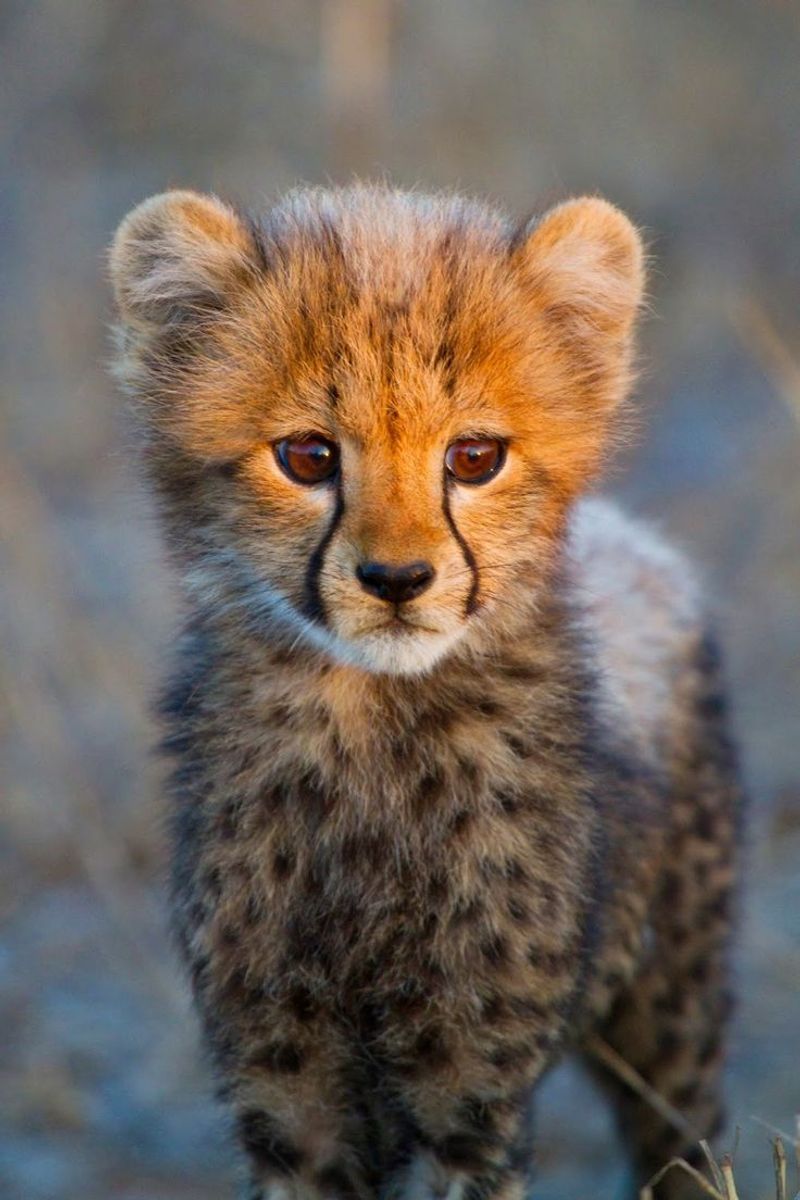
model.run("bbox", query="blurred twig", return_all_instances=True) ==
[729,295,800,430]
[321,0,393,174]
[587,1033,698,1141]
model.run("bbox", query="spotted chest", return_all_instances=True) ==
[167,625,610,1078]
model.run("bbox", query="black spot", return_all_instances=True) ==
[534,1029,555,1053]
[670,923,691,948]
[270,703,294,728]
[502,733,529,757]
[414,1027,451,1068]
[488,1041,536,1069]
[698,1032,721,1067]
[238,1109,303,1173]
[688,957,710,985]
[250,1040,305,1074]
[481,934,510,967]
[391,981,427,1016]
[656,1030,681,1062]
[526,945,544,969]
[223,965,262,1007]
[654,982,687,1017]
[458,1096,498,1134]
[417,702,459,738]
[294,767,330,814]
[602,967,626,992]
[272,848,295,880]
[694,807,716,840]
[315,1164,359,1199]
[428,870,449,902]
[694,858,711,885]
[420,954,446,984]
[451,896,483,925]
[341,833,387,871]
[435,1132,491,1171]
[214,459,241,481]
[261,783,290,813]
[480,993,507,1023]
[417,769,446,803]
[420,911,439,940]
[327,382,341,407]
[702,892,729,923]
[457,756,481,786]
[203,867,223,900]
[286,917,333,973]
[190,953,210,990]
[218,799,241,840]
[433,339,456,394]
[391,735,415,764]
[536,881,558,916]
[502,661,541,682]
[288,983,319,1022]
[451,808,473,835]
[505,859,528,884]
[507,897,529,924]
[508,994,549,1021]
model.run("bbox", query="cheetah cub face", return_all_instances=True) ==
[110,186,643,674]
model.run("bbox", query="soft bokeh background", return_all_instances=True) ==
[2,2,799,1197]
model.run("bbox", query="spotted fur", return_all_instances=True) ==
[110,184,742,1199]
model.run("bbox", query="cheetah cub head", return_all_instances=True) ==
[110,185,643,676]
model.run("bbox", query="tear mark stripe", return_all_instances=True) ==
[302,478,345,625]
[442,469,480,616]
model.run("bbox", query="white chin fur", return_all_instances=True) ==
[347,626,464,676]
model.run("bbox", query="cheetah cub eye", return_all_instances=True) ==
[275,435,340,485]
[445,438,506,485]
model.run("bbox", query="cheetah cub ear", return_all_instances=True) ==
[109,190,258,335]
[511,196,645,415]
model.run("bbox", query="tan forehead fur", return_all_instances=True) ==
[111,183,643,501]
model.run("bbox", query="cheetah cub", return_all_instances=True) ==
[110,185,741,1200]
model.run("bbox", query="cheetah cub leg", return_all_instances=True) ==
[586,637,741,1198]
[385,1075,540,1200]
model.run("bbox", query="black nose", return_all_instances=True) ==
[356,560,436,605]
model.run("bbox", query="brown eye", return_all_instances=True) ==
[445,438,505,484]
[275,435,340,484]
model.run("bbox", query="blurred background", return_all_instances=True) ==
[2,1,799,1197]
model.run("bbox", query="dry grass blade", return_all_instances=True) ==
[751,1115,800,1172]
[720,1154,739,1200]
[586,1034,698,1140]
[640,1157,727,1200]
[774,1138,788,1200]
[729,294,800,429]
[700,1138,727,1196]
